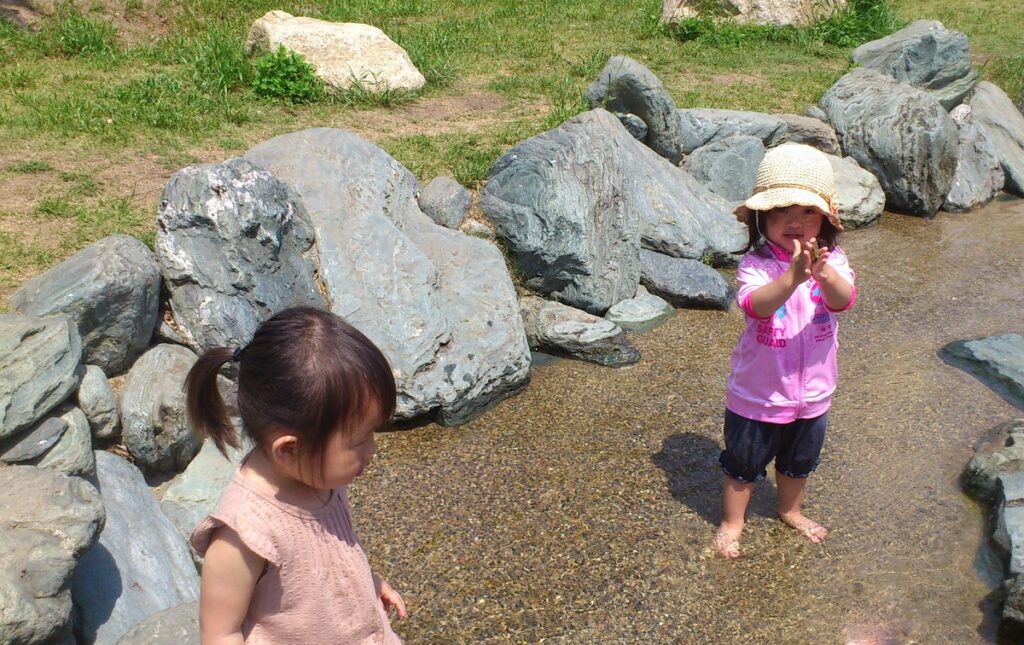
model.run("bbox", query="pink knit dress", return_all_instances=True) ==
[191,469,402,644]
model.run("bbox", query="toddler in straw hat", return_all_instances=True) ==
[714,143,856,559]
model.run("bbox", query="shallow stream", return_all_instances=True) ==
[353,197,1024,643]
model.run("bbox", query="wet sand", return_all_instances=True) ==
[352,196,1024,643]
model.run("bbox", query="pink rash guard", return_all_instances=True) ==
[726,242,856,423]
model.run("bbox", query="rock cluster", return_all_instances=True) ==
[952,335,1024,637]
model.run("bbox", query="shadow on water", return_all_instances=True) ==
[650,432,779,525]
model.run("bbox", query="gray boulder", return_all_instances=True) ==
[160,438,248,543]
[827,154,885,229]
[247,128,531,425]
[631,134,747,265]
[640,250,733,310]
[586,55,683,163]
[0,417,67,464]
[943,104,1005,212]
[519,296,640,368]
[851,20,978,110]
[972,82,1024,196]
[604,286,675,333]
[77,365,120,441]
[0,314,82,439]
[120,344,201,473]
[72,452,199,645]
[678,108,788,155]
[964,418,1024,503]
[0,465,104,645]
[117,601,198,645]
[777,114,841,155]
[483,110,744,306]
[995,471,1024,576]
[157,157,325,353]
[941,334,1024,409]
[819,67,958,215]
[479,109,643,314]
[1005,574,1024,641]
[8,235,160,375]
[684,135,765,201]
[27,405,94,478]
[418,176,471,229]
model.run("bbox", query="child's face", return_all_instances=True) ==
[763,205,825,251]
[319,415,380,489]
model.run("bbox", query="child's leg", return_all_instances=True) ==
[775,412,829,543]
[716,475,753,558]
[715,410,777,558]
[776,472,828,542]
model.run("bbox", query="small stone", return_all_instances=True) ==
[77,365,120,441]
[418,176,471,229]
[459,219,496,241]
[605,286,675,333]
[0,417,67,463]
[639,250,734,310]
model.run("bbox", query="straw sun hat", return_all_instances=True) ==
[734,142,843,231]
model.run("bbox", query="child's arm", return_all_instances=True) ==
[199,526,266,645]
[747,241,813,318]
[372,573,408,619]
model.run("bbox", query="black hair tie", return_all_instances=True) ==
[231,347,243,363]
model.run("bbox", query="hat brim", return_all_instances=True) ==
[734,187,843,231]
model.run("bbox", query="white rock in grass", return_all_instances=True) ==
[245,11,426,92]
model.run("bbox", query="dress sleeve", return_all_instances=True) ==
[823,246,856,313]
[735,254,773,320]
[190,510,279,565]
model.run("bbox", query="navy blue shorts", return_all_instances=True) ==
[719,409,828,483]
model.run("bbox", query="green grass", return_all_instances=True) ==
[7,160,53,174]
[662,0,905,49]
[1,0,1022,298]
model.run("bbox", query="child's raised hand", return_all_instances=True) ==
[377,578,407,619]
[789,239,813,284]
[810,241,834,282]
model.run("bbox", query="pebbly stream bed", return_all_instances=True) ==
[351,196,1024,643]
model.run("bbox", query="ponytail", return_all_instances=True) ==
[185,347,239,457]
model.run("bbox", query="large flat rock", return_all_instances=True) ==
[942,334,1024,410]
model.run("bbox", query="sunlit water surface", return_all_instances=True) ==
[352,197,1024,643]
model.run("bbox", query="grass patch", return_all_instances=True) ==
[252,46,324,103]
[7,160,53,174]
[383,132,504,189]
[0,64,34,90]
[0,228,62,293]
[661,0,905,49]
[31,195,152,247]
[39,7,120,58]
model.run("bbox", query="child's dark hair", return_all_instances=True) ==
[185,306,396,477]
[743,207,841,257]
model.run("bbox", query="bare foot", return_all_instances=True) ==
[713,525,742,559]
[779,512,828,543]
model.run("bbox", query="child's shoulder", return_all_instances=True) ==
[738,248,774,269]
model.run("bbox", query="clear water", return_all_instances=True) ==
[353,197,1024,643]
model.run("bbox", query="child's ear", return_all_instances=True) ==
[269,434,300,467]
